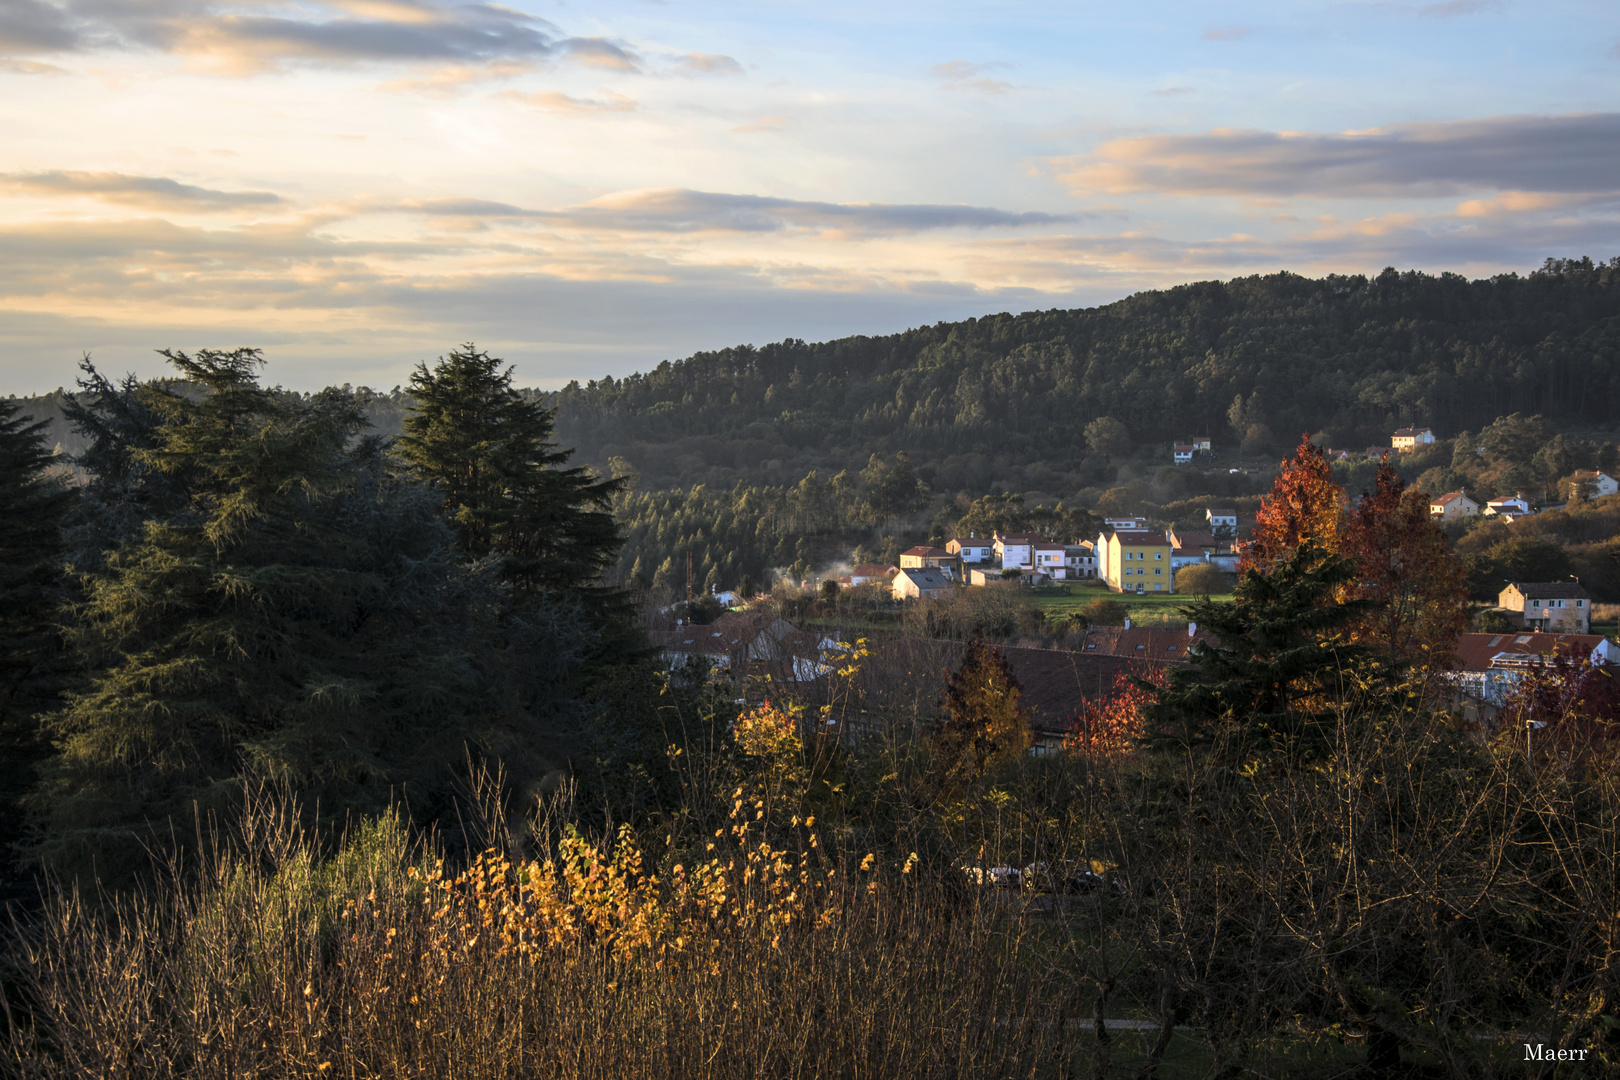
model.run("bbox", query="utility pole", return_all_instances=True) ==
[686,549,694,602]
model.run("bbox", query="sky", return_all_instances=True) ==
[2,0,1618,393]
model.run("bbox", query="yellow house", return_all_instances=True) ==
[1099,529,1173,593]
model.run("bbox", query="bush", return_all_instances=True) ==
[1175,563,1229,597]
[1082,597,1128,625]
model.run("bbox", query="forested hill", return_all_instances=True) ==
[548,258,1620,491]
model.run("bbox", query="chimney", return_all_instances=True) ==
[1188,621,1197,638]
[1124,617,1131,630]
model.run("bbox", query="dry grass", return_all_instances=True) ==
[2,786,1090,1079]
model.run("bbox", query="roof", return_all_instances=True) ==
[1452,631,1608,672]
[850,563,896,578]
[900,545,950,558]
[1169,530,1219,552]
[1504,582,1593,600]
[895,566,951,590]
[1206,507,1237,517]
[1432,491,1472,506]
[651,611,817,659]
[1393,426,1433,437]
[1111,530,1168,544]
[1066,541,1095,553]
[1572,470,1614,482]
[1032,542,1066,552]
[996,532,1041,543]
[949,536,993,548]
[1487,494,1528,505]
[1079,626,1211,659]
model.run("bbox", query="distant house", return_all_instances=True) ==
[1205,508,1238,535]
[1448,630,1616,707]
[1098,529,1173,594]
[1392,427,1436,451]
[1485,494,1532,519]
[651,611,833,682]
[1569,470,1620,498]
[893,566,952,601]
[1172,443,1195,465]
[847,564,897,587]
[1167,528,1220,570]
[1078,623,1210,660]
[1064,541,1098,579]
[1366,446,1393,462]
[1499,582,1593,633]
[994,531,1041,570]
[1191,436,1212,452]
[1323,448,1354,462]
[1429,492,1479,520]
[899,545,957,577]
[1103,515,1150,531]
[947,536,995,564]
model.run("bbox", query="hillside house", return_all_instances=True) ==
[1104,515,1150,530]
[893,566,952,601]
[1569,470,1620,498]
[1205,507,1237,535]
[899,545,957,578]
[847,564,896,587]
[1448,631,1616,707]
[1032,542,1068,578]
[1099,529,1173,593]
[1078,623,1209,660]
[1167,528,1220,570]
[652,612,833,682]
[1430,492,1480,520]
[1392,427,1436,451]
[1499,582,1593,633]
[1191,436,1212,452]
[1366,446,1393,461]
[947,536,994,564]
[1172,443,1195,465]
[1064,542,1097,579]
[1485,494,1532,518]
[994,531,1040,570]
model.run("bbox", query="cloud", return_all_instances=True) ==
[0,0,79,54]
[1200,26,1250,41]
[675,51,742,76]
[549,189,1076,236]
[733,114,789,133]
[1419,1,1499,16]
[1053,113,1620,198]
[395,198,542,217]
[377,58,533,94]
[1150,85,1194,97]
[931,59,1011,95]
[0,56,67,74]
[496,89,636,114]
[0,171,283,211]
[7,0,647,76]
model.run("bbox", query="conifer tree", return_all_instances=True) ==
[932,640,1030,790]
[398,346,626,601]
[0,399,74,713]
[36,349,577,882]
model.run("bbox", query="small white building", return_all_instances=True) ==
[1172,443,1195,465]
[1485,494,1532,519]
[1032,542,1067,578]
[947,536,995,564]
[1206,508,1238,535]
[1429,491,1480,520]
[1103,516,1150,531]
[994,531,1040,571]
[1392,427,1436,451]
[1499,582,1592,633]
[893,567,952,601]
[1570,470,1620,498]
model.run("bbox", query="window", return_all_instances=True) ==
[1155,552,1162,560]
[1155,568,1162,575]
[1578,600,1585,608]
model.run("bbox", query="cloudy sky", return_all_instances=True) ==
[2,0,1617,392]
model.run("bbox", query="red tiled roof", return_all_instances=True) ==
[901,546,950,558]
[850,563,896,578]
[1079,626,1211,659]
[1111,530,1167,544]
[1451,631,1608,672]
[1432,491,1469,505]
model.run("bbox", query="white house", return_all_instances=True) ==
[1206,508,1238,536]
[1430,491,1480,520]
[1392,427,1436,451]
[1499,582,1593,633]
[1485,494,1532,518]
[1103,516,1150,531]
[1191,436,1212,452]
[1449,631,1616,706]
[1172,443,1195,465]
[893,566,952,601]
[1570,470,1620,498]
[994,531,1040,570]
[1167,529,1219,571]
[947,536,995,564]
[1032,542,1067,578]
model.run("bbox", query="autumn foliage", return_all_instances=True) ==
[1241,433,1345,573]
[1498,653,1620,768]
[932,640,1030,787]
[1062,667,1168,758]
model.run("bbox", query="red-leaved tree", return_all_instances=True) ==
[1062,666,1168,758]
[1498,653,1620,771]
[1341,463,1468,671]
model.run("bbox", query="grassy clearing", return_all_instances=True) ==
[1035,581,1233,622]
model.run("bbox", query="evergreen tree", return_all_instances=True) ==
[932,639,1030,791]
[397,345,627,602]
[36,349,582,883]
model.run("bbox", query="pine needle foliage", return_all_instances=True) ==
[34,349,573,884]
[0,398,74,713]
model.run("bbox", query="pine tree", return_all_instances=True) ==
[932,640,1030,790]
[36,350,581,883]
[0,399,74,711]
[397,345,627,600]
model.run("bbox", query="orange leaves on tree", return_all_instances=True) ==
[1062,667,1167,758]
[1241,433,1345,574]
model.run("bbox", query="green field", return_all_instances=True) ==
[1036,581,1233,624]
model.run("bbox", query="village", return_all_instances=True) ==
[652,424,1614,754]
